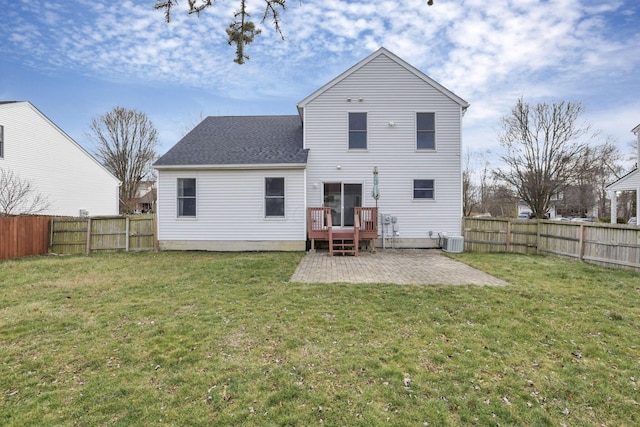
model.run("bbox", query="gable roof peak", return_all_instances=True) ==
[297,47,469,116]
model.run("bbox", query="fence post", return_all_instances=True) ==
[49,217,54,249]
[125,216,130,252]
[578,224,586,261]
[85,218,92,255]
[505,220,511,253]
[153,214,159,252]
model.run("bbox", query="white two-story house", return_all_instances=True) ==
[154,48,469,251]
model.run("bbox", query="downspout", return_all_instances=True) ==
[302,107,308,245]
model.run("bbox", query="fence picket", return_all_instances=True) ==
[463,218,640,272]
[49,215,156,255]
[0,216,50,259]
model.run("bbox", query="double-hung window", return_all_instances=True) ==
[0,125,4,158]
[265,177,285,217]
[416,112,436,150]
[348,112,367,150]
[177,178,196,217]
[413,179,435,200]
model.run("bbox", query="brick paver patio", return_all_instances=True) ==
[290,249,509,286]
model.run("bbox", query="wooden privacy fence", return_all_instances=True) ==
[50,215,157,255]
[0,216,51,260]
[463,218,640,272]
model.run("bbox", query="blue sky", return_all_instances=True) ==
[2,0,639,169]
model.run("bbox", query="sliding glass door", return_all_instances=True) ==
[323,183,362,227]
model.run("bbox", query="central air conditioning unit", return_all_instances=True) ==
[442,236,464,253]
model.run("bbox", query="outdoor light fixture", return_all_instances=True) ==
[388,121,396,127]
[336,165,342,170]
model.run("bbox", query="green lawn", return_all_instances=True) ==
[1,251,639,426]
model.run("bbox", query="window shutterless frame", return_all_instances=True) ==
[177,178,196,217]
[413,179,435,200]
[348,112,367,150]
[265,177,285,218]
[416,112,436,150]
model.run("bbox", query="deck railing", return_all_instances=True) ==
[355,207,378,238]
[307,207,331,240]
[307,207,378,254]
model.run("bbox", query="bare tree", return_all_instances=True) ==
[181,111,206,137]
[86,107,159,214]
[580,138,624,218]
[473,153,491,214]
[155,0,435,64]
[629,136,638,165]
[0,168,50,216]
[494,98,596,219]
[484,183,518,218]
[462,148,478,216]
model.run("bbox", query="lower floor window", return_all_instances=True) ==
[265,177,285,217]
[177,178,196,217]
[413,179,435,200]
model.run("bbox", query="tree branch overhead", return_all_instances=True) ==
[154,1,436,64]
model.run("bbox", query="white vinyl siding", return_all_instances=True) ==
[0,102,119,216]
[157,168,305,242]
[302,52,464,239]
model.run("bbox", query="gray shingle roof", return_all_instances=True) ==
[154,115,307,167]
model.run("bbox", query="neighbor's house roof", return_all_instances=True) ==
[605,122,640,191]
[296,47,470,117]
[153,115,308,170]
[606,166,639,191]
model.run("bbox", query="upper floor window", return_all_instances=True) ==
[416,112,435,150]
[265,177,285,217]
[348,112,367,150]
[0,125,4,158]
[413,179,435,200]
[177,178,196,217]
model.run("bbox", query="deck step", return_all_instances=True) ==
[331,236,357,256]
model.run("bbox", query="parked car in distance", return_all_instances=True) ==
[629,217,637,225]
[571,217,596,223]
[517,212,550,219]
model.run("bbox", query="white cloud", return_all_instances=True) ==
[3,0,639,154]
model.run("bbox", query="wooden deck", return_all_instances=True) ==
[307,207,378,256]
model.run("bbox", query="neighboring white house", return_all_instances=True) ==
[606,123,640,223]
[0,101,120,216]
[154,48,469,251]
